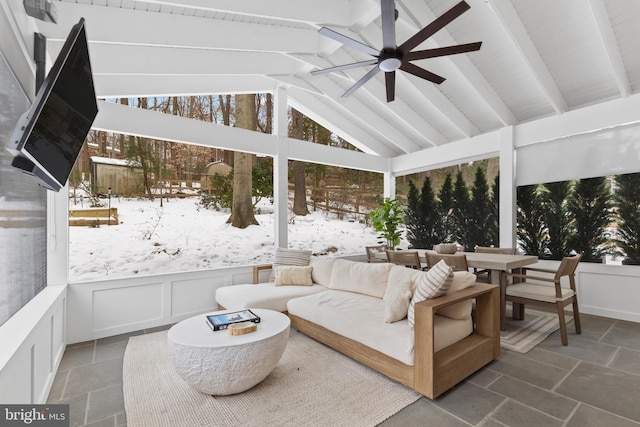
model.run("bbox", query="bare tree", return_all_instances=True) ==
[291,109,309,216]
[227,94,259,228]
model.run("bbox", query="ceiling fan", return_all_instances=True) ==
[311,0,482,102]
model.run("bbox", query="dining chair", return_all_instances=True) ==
[386,250,425,270]
[504,254,582,346]
[474,246,516,282]
[365,244,388,263]
[426,252,469,272]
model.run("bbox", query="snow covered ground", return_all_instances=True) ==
[68,195,390,282]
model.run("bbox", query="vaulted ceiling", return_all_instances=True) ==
[35,0,640,159]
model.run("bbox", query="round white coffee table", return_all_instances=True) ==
[167,308,290,395]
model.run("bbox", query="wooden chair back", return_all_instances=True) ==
[426,253,469,271]
[475,246,516,255]
[365,244,387,262]
[386,250,423,269]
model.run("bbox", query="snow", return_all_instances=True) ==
[68,195,388,282]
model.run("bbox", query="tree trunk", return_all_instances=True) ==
[227,94,259,228]
[291,109,309,216]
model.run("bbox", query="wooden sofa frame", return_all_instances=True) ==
[222,264,501,399]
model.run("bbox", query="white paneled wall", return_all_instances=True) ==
[66,266,255,343]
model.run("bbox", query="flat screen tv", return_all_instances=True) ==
[6,17,98,191]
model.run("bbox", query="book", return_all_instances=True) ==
[205,309,261,331]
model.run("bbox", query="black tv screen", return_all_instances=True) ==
[7,17,98,191]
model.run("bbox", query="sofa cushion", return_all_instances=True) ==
[438,271,477,320]
[287,290,472,365]
[383,280,413,323]
[408,260,453,328]
[215,282,326,312]
[328,259,393,298]
[274,265,313,286]
[268,248,312,281]
[309,257,336,287]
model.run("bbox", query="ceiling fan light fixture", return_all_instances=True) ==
[378,55,402,72]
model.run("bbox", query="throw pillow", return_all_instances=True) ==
[383,280,413,323]
[274,265,314,286]
[268,248,312,282]
[407,260,453,329]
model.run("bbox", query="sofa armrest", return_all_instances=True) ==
[253,264,273,284]
[413,283,500,398]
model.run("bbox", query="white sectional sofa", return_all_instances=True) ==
[215,256,500,399]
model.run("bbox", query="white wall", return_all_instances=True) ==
[0,286,66,403]
[66,266,256,343]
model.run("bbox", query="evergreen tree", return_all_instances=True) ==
[438,173,455,242]
[516,184,547,256]
[614,172,640,263]
[452,171,471,250]
[466,167,493,250]
[488,173,500,246]
[405,176,442,248]
[405,180,425,248]
[568,177,613,261]
[540,180,572,259]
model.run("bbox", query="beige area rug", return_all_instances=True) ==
[500,305,573,353]
[123,329,421,427]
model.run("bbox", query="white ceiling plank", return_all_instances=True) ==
[486,0,569,114]
[128,0,350,26]
[38,2,320,54]
[587,0,631,97]
[94,75,277,98]
[46,42,301,76]
[399,0,517,127]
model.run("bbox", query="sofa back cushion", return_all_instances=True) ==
[309,257,336,287]
[328,259,393,298]
[437,271,477,320]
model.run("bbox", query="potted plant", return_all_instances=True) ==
[614,173,640,265]
[370,198,404,250]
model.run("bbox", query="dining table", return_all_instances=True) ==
[377,249,539,330]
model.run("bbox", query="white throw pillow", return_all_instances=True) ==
[383,280,413,323]
[268,248,312,281]
[407,260,453,329]
[274,265,314,286]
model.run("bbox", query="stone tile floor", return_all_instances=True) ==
[48,312,640,426]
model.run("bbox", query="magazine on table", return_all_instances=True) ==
[206,309,261,331]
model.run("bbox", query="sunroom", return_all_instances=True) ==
[1,0,640,423]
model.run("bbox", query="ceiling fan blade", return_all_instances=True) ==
[398,1,470,54]
[381,0,397,50]
[404,41,482,61]
[318,27,379,57]
[310,59,378,76]
[342,66,381,98]
[400,62,446,84]
[385,71,396,102]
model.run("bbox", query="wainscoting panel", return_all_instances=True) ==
[92,283,164,332]
[171,275,226,318]
[67,266,255,343]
